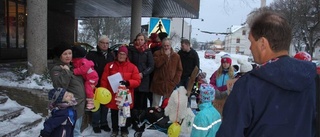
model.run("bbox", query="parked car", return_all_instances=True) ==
[110,43,127,55]
[204,49,215,59]
[312,60,320,74]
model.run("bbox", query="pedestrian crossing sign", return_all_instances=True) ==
[148,17,171,36]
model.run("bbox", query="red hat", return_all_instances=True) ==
[118,45,128,55]
[150,33,158,41]
[221,54,232,64]
[294,51,312,61]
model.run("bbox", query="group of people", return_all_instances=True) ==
[39,8,317,137]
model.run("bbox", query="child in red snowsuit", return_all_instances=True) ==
[72,46,99,110]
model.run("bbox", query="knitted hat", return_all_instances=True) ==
[48,88,67,104]
[72,46,87,58]
[221,54,232,64]
[150,33,158,41]
[238,59,253,73]
[118,46,128,55]
[199,84,215,103]
[54,42,72,57]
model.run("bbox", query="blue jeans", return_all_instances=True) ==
[92,104,108,127]
[74,116,83,137]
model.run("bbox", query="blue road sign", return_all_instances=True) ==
[148,17,171,36]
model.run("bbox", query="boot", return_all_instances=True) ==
[100,125,111,132]
[92,126,101,133]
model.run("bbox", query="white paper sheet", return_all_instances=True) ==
[107,72,123,93]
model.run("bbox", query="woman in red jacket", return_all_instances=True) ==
[100,46,141,137]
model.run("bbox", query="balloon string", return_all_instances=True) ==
[175,90,180,123]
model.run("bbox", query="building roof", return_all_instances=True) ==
[230,25,243,33]
[49,0,200,19]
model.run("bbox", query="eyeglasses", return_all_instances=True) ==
[99,41,109,45]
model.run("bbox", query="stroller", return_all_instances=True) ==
[132,99,171,137]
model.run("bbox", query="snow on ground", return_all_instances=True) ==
[0,50,249,137]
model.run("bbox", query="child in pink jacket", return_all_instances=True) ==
[72,46,99,110]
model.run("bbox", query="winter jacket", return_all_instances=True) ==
[40,107,77,137]
[150,48,183,97]
[128,46,154,92]
[72,58,99,98]
[210,70,232,92]
[50,59,86,119]
[191,103,221,137]
[100,60,141,110]
[216,56,317,137]
[86,47,115,87]
[178,48,199,80]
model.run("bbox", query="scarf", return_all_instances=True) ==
[135,44,148,53]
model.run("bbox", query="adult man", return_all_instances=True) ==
[178,39,199,88]
[86,35,114,133]
[216,9,316,137]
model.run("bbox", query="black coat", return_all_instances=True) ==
[128,46,154,92]
[86,47,115,87]
[178,48,200,79]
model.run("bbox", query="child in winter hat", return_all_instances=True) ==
[72,46,87,58]
[191,84,221,137]
[40,88,77,137]
[199,84,215,103]
[72,46,99,110]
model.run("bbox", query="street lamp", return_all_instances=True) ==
[189,18,204,40]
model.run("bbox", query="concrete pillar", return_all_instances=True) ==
[27,0,47,75]
[261,0,266,7]
[131,0,142,41]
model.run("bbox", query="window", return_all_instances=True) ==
[242,30,246,35]
[236,38,240,43]
[1,0,26,48]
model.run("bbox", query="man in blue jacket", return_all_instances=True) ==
[216,8,316,137]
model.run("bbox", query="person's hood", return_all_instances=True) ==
[251,56,316,92]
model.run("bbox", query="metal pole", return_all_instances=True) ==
[181,18,184,39]
[189,19,192,40]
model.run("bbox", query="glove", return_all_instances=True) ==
[119,80,130,87]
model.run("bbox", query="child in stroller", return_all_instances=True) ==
[132,86,191,137]
[132,98,170,137]
[189,70,208,110]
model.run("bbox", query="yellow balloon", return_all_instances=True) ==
[95,87,112,104]
[91,100,100,112]
[167,122,181,137]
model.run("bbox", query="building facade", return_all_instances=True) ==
[224,25,251,56]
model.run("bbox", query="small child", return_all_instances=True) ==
[40,88,77,137]
[72,46,99,110]
[191,84,221,137]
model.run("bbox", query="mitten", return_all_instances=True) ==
[119,80,130,87]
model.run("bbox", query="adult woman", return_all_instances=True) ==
[50,42,86,137]
[150,38,183,107]
[100,46,141,137]
[128,33,154,129]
